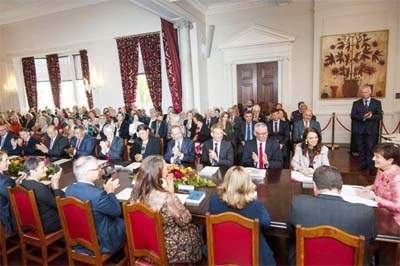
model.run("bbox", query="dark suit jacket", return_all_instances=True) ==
[71,134,95,157]
[151,120,168,138]
[201,139,234,167]
[203,117,218,129]
[44,133,70,159]
[351,98,382,136]
[287,194,377,265]
[208,195,276,266]
[267,120,290,146]
[65,182,126,255]
[292,120,322,143]
[0,133,19,155]
[235,121,256,144]
[98,137,124,160]
[17,136,44,156]
[21,179,64,234]
[196,124,210,143]
[183,119,196,139]
[290,110,316,124]
[0,173,16,233]
[118,120,130,139]
[242,139,283,169]
[130,136,161,162]
[164,138,195,164]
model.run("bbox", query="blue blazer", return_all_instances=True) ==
[201,139,234,167]
[70,134,95,157]
[98,137,124,160]
[164,138,195,164]
[65,182,126,254]
[0,173,16,233]
[242,139,283,169]
[208,195,276,266]
[292,120,321,143]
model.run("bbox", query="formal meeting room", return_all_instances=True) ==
[0,0,399,265]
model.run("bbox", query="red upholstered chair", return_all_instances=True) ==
[7,186,65,266]
[205,212,259,266]
[296,224,365,266]
[0,220,20,266]
[122,202,168,266]
[56,196,128,266]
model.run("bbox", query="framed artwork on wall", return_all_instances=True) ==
[320,29,388,99]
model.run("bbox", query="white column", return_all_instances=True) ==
[175,20,194,111]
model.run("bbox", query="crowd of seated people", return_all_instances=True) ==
[0,101,399,265]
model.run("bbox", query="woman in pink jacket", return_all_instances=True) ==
[358,143,400,225]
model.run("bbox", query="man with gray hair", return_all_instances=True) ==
[287,165,376,265]
[98,124,124,160]
[65,156,125,255]
[242,122,282,169]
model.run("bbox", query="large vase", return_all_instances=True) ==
[342,79,359,98]
[330,86,338,98]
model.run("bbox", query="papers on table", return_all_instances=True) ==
[340,185,378,207]
[291,171,313,183]
[52,158,72,165]
[244,168,267,180]
[116,188,133,201]
[97,160,108,167]
[198,166,219,176]
[121,162,141,172]
[175,193,189,205]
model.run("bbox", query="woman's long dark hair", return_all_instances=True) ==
[301,127,322,156]
[130,155,166,202]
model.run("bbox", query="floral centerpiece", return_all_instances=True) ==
[168,165,215,188]
[8,157,56,180]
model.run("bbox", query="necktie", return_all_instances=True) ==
[105,141,111,161]
[274,121,278,133]
[364,100,368,107]
[49,138,55,149]
[259,143,263,169]
[76,138,81,149]
[156,123,160,136]
[246,123,251,141]
[212,142,219,166]
[0,136,4,149]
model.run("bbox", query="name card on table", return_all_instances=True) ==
[244,167,267,180]
[198,166,219,176]
[178,184,194,193]
[175,193,189,205]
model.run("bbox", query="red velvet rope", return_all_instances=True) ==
[335,117,352,132]
[381,120,400,135]
[321,117,332,132]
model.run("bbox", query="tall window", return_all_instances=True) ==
[35,54,88,110]
[136,46,154,111]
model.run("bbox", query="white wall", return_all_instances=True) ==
[206,1,314,112]
[0,0,172,112]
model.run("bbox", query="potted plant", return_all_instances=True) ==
[323,32,385,97]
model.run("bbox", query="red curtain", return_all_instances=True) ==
[139,33,162,110]
[46,54,62,108]
[22,57,38,110]
[79,50,94,109]
[161,19,182,113]
[116,37,139,109]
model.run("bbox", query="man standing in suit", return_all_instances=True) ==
[242,122,283,169]
[65,156,125,255]
[68,125,95,158]
[204,109,218,130]
[164,125,195,164]
[0,125,19,155]
[235,111,256,164]
[201,124,234,167]
[292,109,321,144]
[36,125,70,160]
[267,109,290,167]
[98,124,124,161]
[287,165,376,265]
[351,85,382,175]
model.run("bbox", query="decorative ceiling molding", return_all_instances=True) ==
[0,0,108,26]
[219,23,295,50]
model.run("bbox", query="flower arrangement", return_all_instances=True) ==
[8,157,56,179]
[168,165,215,188]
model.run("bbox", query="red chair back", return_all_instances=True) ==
[122,202,168,265]
[296,225,365,266]
[206,212,259,266]
[56,196,100,257]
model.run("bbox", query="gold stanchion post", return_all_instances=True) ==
[326,112,340,150]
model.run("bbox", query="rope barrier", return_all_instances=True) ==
[321,117,332,132]
[335,117,352,132]
[381,120,400,135]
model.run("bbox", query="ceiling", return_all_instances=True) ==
[192,0,293,14]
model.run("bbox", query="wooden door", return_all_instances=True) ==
[237,61,278,114]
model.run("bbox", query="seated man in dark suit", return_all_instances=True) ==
[68,125,95,158]
[98,124,124,161]
[242,122,283,169]
[292,109,321,144]
[151,112,168,138]
[36,125,70,160]
[287,165,376,265]
[0,151,16,233]
[164,125,195,164]
[201,124,234,167]
[0,124,19,155]
[11,127,44,156]
[267,109,290,167]
[130,125,161,162]
[65,156,126,255]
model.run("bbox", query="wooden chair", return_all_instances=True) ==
[0,221,20,266]
[8,186,65,266]
[123,138,130,161]
[296,224,365,266]
[205,212,259,266]
[56,196,128,266]
[122,202,168,266]
[159,137,165,156]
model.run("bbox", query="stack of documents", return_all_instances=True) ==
[244,168,266,180]
[121,162,141,172]
[116,188,133,201]
[340,185,378,207]
[198,166,219,176]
